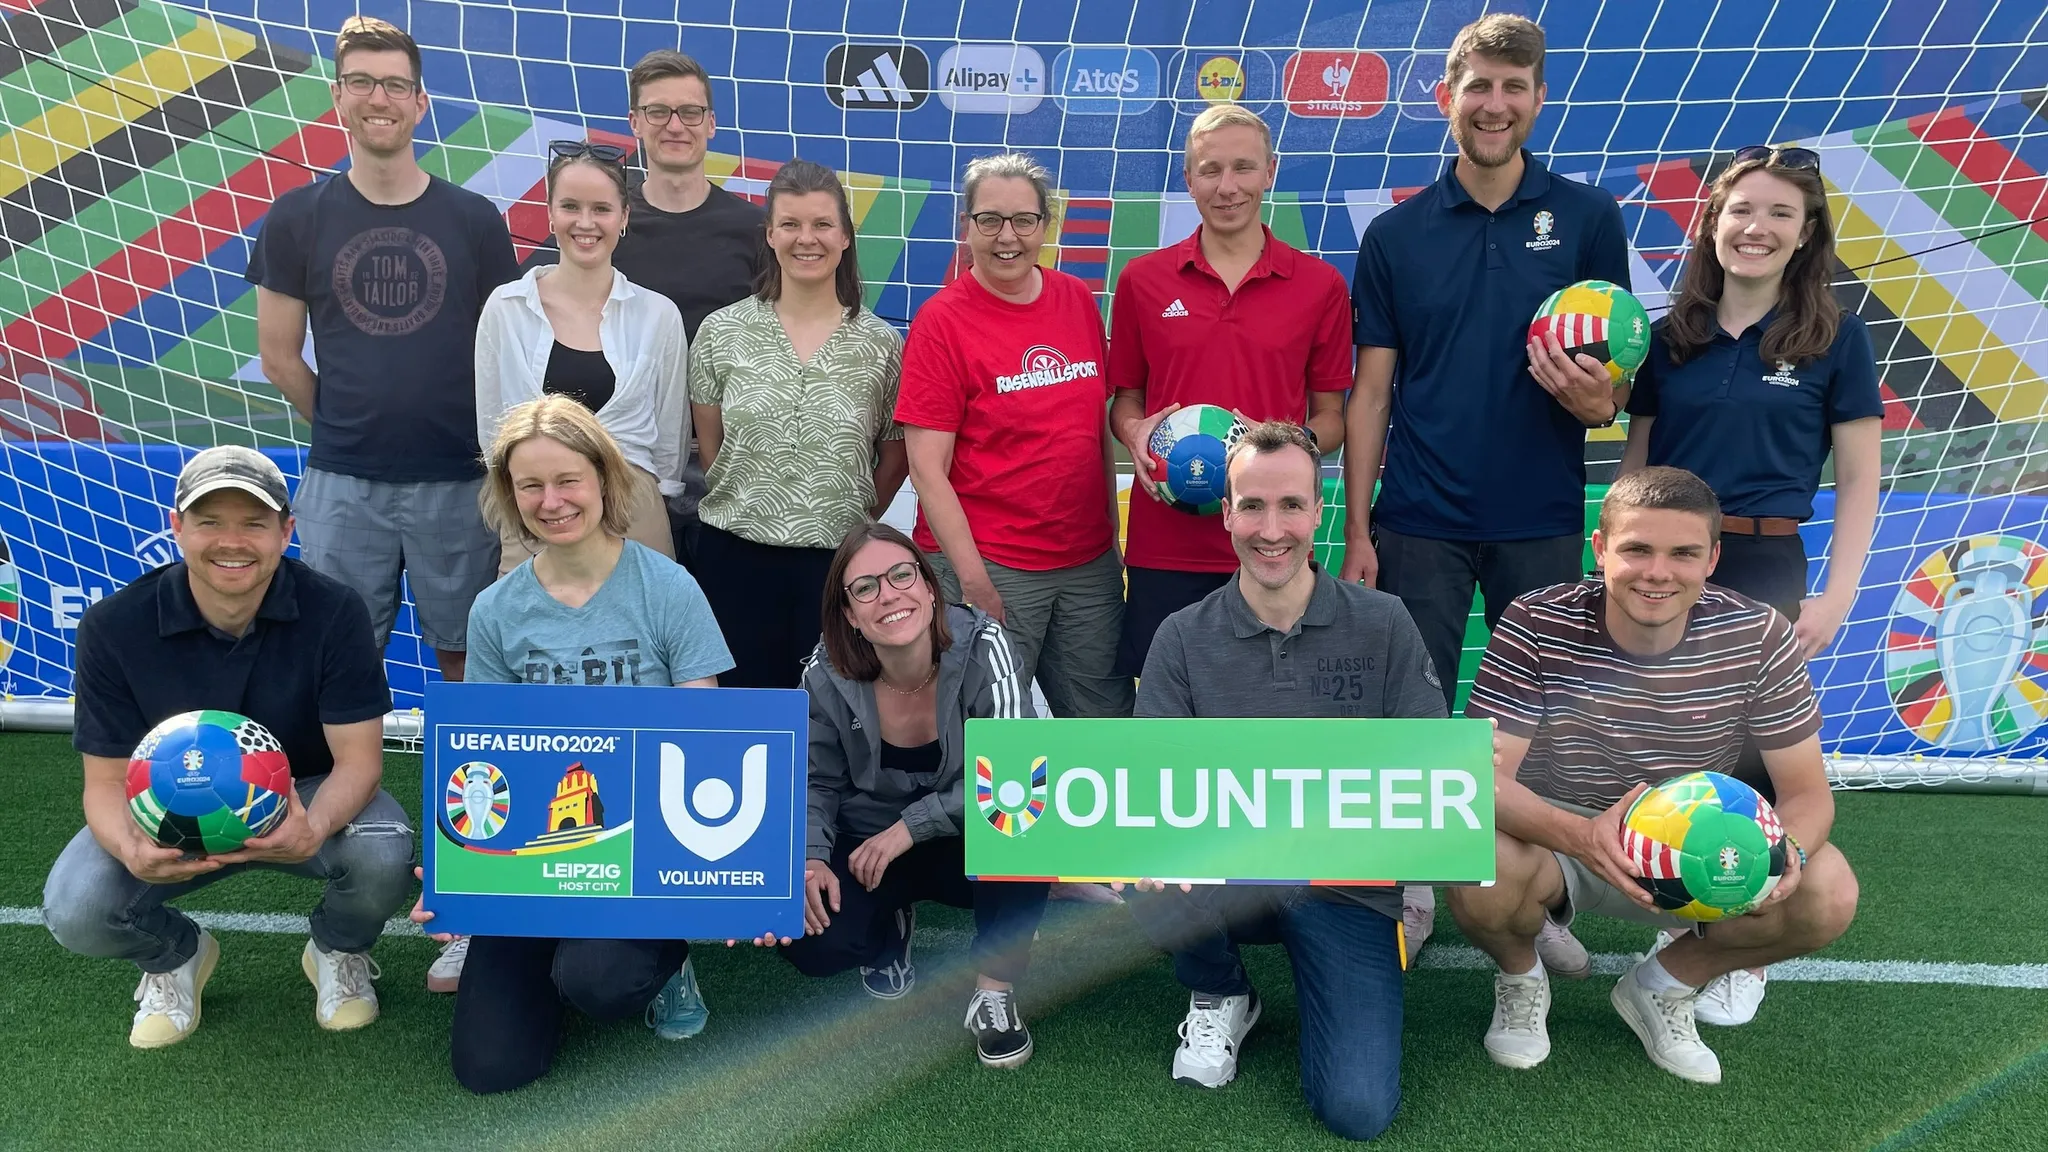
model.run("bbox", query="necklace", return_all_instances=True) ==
[879,661,938,696]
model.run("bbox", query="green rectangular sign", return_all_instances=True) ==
[965,718,1495,885]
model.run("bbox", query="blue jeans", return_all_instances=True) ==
[42,776,415,972]
[1129,885,1405,1142]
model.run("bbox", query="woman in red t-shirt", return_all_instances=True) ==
[893,152,1133,721]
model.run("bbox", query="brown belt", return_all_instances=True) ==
[1721,515,1801,537]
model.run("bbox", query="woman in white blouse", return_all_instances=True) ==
[475,140,687,573]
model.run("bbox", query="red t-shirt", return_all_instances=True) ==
[896,268,1115,571]
[1108,226,1354,572]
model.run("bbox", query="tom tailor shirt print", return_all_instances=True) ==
[689,297,904,549]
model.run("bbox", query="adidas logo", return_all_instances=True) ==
[1161,298,1189,318]
[827,45,931,111]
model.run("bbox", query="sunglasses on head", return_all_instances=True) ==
[1732,145,1820,173]
[548,139,627,164]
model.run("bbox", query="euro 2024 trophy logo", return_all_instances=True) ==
[1887,534,2048,751]
[976,755,1048,836]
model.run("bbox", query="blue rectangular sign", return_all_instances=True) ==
[421,682,808,939]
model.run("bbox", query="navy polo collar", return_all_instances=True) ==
[1225,563,1342,639]
[1437,149,1554,211]
[158,558,301,637]
[1716,306,1783,344]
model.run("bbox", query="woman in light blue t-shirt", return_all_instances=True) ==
[411,395,737,1094]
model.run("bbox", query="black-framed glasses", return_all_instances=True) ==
[1733,145,1821,172]
[846,561,920,603]
[548,139,627,164]
[966,210,1045,236]
[338,72,419,99]
[635,103,709,127]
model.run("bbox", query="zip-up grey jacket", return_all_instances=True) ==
[803,604,1032,860]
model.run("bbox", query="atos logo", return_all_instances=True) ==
[1051,47,1161,115]
[659,741,768,861]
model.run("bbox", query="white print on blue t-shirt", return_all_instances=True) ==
[1762,359,1802,387]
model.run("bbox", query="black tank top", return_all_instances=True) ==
[543,341,616,413]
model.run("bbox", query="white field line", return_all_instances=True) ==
[3,906,2044,989]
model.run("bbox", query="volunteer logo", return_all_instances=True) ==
[1161,298,1189,318]
[1763,359,1801,387]
[1196,56,1245,103]
[976,755,1047,837]
[1526,210,1561,251]
[995,345,1101,394]
[1282,50,1388,117]
[658,741,767,861]
[826,44,930,111]
[1051,47,1160,115]
[936,44,1045,114]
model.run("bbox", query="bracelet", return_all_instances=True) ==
[1783,832,1807,869]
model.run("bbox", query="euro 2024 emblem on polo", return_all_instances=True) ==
[1887,534,2048,751]
[977,755,1048,836]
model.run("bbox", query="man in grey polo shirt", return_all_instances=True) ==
[1125,422,1444,1143]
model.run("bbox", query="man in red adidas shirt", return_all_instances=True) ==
[895,152,1132,720]
[1108,105,1353,681]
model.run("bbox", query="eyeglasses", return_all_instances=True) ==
[966,211,1045,236]
[1732,145,1821,172]
[845,561,920,603]
[548,140,627,164]
[635,103,710,127]
[338,72,419,100]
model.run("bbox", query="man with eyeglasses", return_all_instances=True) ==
[247,16,518,688]
[612,50,767,572]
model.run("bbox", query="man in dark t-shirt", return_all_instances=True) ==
[1451,466,1859,1086]
[42,447,410,1050]
[1125,422,1443,1142]
[612,49,768,564]
[246,18,518,682]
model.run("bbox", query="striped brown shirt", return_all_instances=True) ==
[1465,580,1821,809]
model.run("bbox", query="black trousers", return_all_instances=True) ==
[1374,526,1587,713]
[1710,529,1809,804]
[780,836,1049,985]
[693,523,837,689]
[1114,566,1234,678]
[450,936,689,1094]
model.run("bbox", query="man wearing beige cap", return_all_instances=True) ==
[41,446,412,1049]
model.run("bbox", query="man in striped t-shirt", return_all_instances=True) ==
[1450,467,1859,1086]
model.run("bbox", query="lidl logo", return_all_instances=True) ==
[1051,47,1161,115]
[1196,55,1246,104]
[1282,50,1389,118]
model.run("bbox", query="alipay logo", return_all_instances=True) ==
[1051,47,1161,115]
[659,741,767,861]
[937,44,1047,114]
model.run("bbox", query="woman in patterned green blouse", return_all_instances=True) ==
[688,159,909,687]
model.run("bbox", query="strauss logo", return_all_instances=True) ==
[1321,59,1352,97]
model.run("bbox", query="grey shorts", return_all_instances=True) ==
[294,467,498,651]
[1544,797,1697,935]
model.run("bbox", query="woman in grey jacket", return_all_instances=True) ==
[782,521,1050,1069]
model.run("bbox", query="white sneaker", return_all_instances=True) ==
[1171,991,1262,1088]
[1401,886,1435,966]
[1536,916,1591,980]
[301,939,381,1031]
[426,936,468,994]
[1483,968,1551,1069]
[1612,959,1722,1084]
[1650,930,1767,1026]
[130,930,219,1049]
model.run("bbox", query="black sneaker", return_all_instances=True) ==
[963,986,1033,1069]
[859,906,916,1000]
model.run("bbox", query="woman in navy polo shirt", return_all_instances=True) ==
[1615,146,1881,1032]
[1621,147,1882,656]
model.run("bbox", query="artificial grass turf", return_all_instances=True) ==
[2,732,2045,1150]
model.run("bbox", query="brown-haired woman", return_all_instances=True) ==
[779,520,1049,1069]
[687,159,907,689]
[1606,146,1882,1031]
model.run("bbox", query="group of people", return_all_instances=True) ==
[38,9,1881,1142]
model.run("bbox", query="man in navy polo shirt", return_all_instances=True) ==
[1125,422,1444,1142]
[42,447,411,1050]
[1340,13,1630,961]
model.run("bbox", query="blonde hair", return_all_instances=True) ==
[1184,104,1273,169]
[480,396,644,546]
